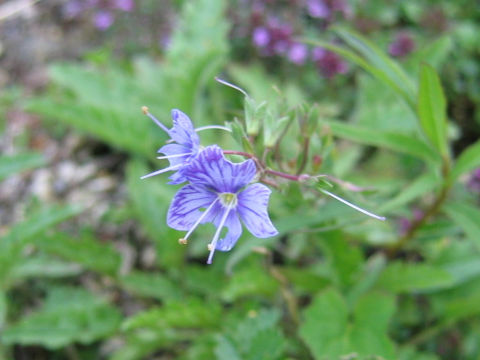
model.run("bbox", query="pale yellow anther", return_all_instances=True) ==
[141,106,149,115]
[207,243,214,251]
[178,238,188,245]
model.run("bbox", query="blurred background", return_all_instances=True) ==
[1,0,480,359]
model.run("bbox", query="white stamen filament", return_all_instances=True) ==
[195,125,232,133]
[214,77,249,97]
[140,163,182,180]
[182,198,220,241]
[156,152,193,160]
[319,189,386,221]
[207,202,234,264]
[142,107,170,134]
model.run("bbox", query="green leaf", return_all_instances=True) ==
[119,271,182,301]
[164,0,229,116]
[0,291,6,328]
[335,28,416,103]
[320,231,364,289]
[448,139,480,183]
[417,64,448,156]
[221,264,279,302]
[444,292,480,323]
[26,95,158,157]
[122,298,221,331]
[216,309,285,360]
[126,159,184,268]
[325,119,440,165]
[376,262,454,293]
[10,255,82,280]
[1,287,121,349]
[379,172,441,213]
[299,288,348,358]
[0,205,82,288]
[215,336,242,360]
[299,289,396,359]
[35,232,121,276]
[354,74,418,133]
[303,27,415,110]
[406,36,453,73]
[0,153,45,181]
[443,202,480,251]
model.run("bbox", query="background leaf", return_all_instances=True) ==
[1,287,121,349]
[417,64,448,156]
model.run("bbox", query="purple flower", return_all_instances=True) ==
[63,0,84,19]
[312,47,348,78]
[94,10,114,30]
[253,27,270,48]
[113,0,134,11]
[388,32,415,58]
[306,0,330,18]
[288,43,308,65]
[467,168,480,193]
[167,145,278,264]
[141,109,200,184]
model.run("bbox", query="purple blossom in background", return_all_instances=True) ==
[467,168,480,193]
[388,32,415,58]
[141,109,200,184]
[252,18,293,56]
[305,0,350,21]
[398,209,424,236]
[306,0,330,18]
[113,0,134,11]
[288,43,308,65]
[312,47,348,78]
[94,10,114,30]
[253,27,270,47]
[167,145,278,264]
[63,0,84,18]
[62,0,134,30]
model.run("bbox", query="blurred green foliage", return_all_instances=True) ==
[1,0,480,359]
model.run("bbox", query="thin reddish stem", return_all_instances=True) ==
[222,150,256,159]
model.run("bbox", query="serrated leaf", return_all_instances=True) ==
[0,205,82,288]
[0,153,45,180]
[216,309,285,360]
[1,287,121,349]
[299,288,348,358]
[246,328,285,360]
[163,0,229,117]
[443,202,480,251]
[320,231,364,289]
[417,64,448,155]
[122,298,222,331]
[35,232,121,276]
[221,264,279,302]
[26,96,158,157]
[325,119,440,165]
[376,262,454,293]
[448,139,480,183]
[300,289,396,360]
[215,336,242,360]
[119,271,182,301]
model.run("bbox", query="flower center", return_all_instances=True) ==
[219,192,238,207]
